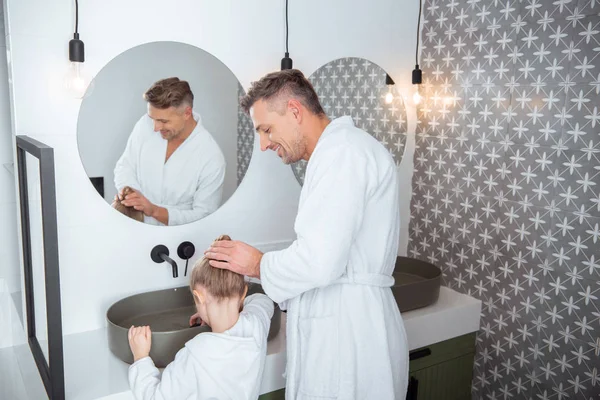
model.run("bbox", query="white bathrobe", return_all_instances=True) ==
[128,293,274,400]
[261,116,409,399]
[114,112,226,226]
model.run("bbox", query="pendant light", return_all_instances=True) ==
[385,74,395,104]
[65,0,94,98]
[281,0,293,70]
[412,0,423,105]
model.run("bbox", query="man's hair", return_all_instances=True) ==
[240,69,325,116]
[143,77,194,109]
[190,235,247,300]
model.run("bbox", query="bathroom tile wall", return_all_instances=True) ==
[409,0,600,398]
[3,0,421,336]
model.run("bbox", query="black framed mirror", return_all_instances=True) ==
[16,135,65,400]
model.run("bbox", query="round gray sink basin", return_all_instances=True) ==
[392,256,442,312]
[107,283,281,367]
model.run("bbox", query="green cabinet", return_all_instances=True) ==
[258,333,477,400]
[407,333,477,400]
[258,388,285,400]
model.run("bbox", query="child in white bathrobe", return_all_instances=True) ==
[127,235,274,400]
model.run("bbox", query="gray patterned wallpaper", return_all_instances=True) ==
[292,57,408,185]
[237,83,254,184]
[409,0,600,399]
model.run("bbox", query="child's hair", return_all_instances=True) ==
[190,235,247,300]
[112,186,144,222]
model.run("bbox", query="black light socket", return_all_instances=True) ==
[281,52,293,70]
[385,74,395,85]
[69,33,85,63]
[412,64,422,85]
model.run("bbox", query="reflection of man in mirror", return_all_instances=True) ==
[114,77,226,226]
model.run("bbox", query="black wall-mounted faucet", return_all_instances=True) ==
[151,245,178,278]
[177,241,195,276]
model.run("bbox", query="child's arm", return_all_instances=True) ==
[128,327,196,400]
[242,293,275,343]
[128,351,197,400]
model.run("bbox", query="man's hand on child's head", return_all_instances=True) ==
[128,325,152,362]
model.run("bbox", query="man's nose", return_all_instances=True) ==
[259,136,271,152]
[153,122,161,132]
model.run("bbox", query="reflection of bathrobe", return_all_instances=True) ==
[128,294,274,400]
[114,112,226,226]
[261,116,409,399]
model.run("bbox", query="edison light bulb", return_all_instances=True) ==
[413,88,422,105]
[65,61,94,99]
[385,90,394,104]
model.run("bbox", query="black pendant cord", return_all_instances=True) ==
[281,0,293,69]
[412,0,423,85]
[285,0,289,54]
[75,0,79,34]
[415,0,421,66]
[184,259,189,277]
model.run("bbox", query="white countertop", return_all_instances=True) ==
[2,286,481,400]
[403,286,482,350]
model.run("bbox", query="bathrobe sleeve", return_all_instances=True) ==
[164,152,226,225]
[114,119,144,193]
[128,351,197,400]
[243,293,275,343]
[260,143,370,304]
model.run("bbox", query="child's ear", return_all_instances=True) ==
[193,289,205,305]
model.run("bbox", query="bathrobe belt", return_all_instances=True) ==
[333,272,395,287]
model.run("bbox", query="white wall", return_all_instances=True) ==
[0,0,23,349]
[0,3,17,291]
[4,0,420,336]
[77,41,240,205]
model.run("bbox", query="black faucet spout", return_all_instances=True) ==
[150,244,179,278]
[160,253,179,278]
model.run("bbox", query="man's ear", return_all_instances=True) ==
[288,99,303,122]
[183,105,193,118]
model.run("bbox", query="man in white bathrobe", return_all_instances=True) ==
[206,70,409,399]
[115,77,226,226]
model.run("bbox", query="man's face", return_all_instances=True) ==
[250,99,305,165]
[148,104,190,141]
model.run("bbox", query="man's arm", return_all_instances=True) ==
[206,144,371,304]
[258,144,369,303]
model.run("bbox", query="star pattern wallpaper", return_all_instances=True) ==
[237,83,254,185]
[408,0,600,398]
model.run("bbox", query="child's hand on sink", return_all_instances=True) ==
[189,312,207,327]
[128,326,152,362]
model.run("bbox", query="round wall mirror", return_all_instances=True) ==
[292,57,408,185]
[77,41,254,226]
